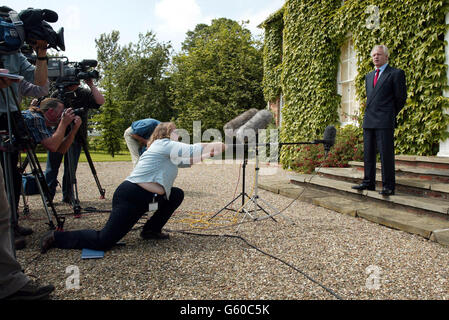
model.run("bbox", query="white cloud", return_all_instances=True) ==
[152,0,284,51]
[153,0,216,52]
[155,0,202,33]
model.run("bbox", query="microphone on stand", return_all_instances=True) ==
[224,108,259,134]
[235,110,273,145]
[312,126,336,156]
[222,108,336,157]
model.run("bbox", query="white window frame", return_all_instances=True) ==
[337,37,360,127]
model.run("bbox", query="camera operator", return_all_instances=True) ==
[0,39,49,250]
[0,72,55,300]
[21,98,82,154]
[45,78,104,204]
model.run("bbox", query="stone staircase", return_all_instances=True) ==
[258,155,449,247]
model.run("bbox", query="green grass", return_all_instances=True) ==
[21,151,132,163]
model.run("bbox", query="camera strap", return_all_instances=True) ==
[8,11,25,43]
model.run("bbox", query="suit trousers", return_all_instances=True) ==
[363,128,396,190]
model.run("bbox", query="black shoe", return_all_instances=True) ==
[14,225,34,237]
[15,237,27,250]
[351,183,375,191]
[4,280,54,300]
[40,231,55,254]
[140,230,170,240]
[379,188,395,196]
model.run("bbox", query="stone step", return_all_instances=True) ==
[395,155,449,170]
[311,197,449,240]
[258,176,449,247]
[349,161,449,183]
[289,175,449,216]
[316,167,449,199]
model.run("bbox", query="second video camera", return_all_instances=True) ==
[48,57,100,86]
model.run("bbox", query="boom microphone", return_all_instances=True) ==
[236,110,273,144]
[224,108,259,133]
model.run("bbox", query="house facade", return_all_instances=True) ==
[261,0,449,166]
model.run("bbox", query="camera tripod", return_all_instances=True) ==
[52,85,106,217]
[0,87,65,234]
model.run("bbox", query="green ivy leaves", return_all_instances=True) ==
[262,0,449,167]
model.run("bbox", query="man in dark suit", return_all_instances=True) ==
[352,45,407,196]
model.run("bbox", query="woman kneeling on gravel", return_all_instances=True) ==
[40,122,226,253]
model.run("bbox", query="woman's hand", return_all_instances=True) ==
[203,142,227,158]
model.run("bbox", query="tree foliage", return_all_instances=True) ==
[93,31,124,156]
[92,18,266,155]
[93,31,172,156]
[169,18,265,134]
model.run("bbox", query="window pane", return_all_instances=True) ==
[341,83,350,102]
[338,38,359,124]
[349,58,357,79]
[341,42,349,61]
[341,61,349,81]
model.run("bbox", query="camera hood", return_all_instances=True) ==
[19,8,58,25]
[19,8,65,51]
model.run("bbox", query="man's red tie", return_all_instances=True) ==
[374,69,380,87]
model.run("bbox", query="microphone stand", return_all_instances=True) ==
[210,140,252,218]
[210,137,333,230]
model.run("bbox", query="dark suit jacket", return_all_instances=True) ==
[363,65,407,129]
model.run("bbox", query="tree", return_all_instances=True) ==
[116,32,173,126]
[93,31,172,156]
[93,31,125,156]
[170,18,265,135]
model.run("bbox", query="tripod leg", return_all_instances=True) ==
[79,135,105,199]
[209,158,250,222]
[256,197,295,225]
[25,149,61,230]
[208,192,251,221]
[20,180,30,216]
[65,143,82,217]
[19,154,30,216]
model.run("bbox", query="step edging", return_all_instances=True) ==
[290,175,449,216]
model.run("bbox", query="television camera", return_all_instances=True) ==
[48,57,100,87]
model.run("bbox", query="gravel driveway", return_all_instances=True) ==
[15,160,449,300]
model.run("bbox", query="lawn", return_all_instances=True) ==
[21,151,132,163]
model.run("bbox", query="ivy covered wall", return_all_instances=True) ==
[262,8,284,102]
[262,0,449,168]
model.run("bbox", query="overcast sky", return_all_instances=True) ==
[5,0,285,61]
